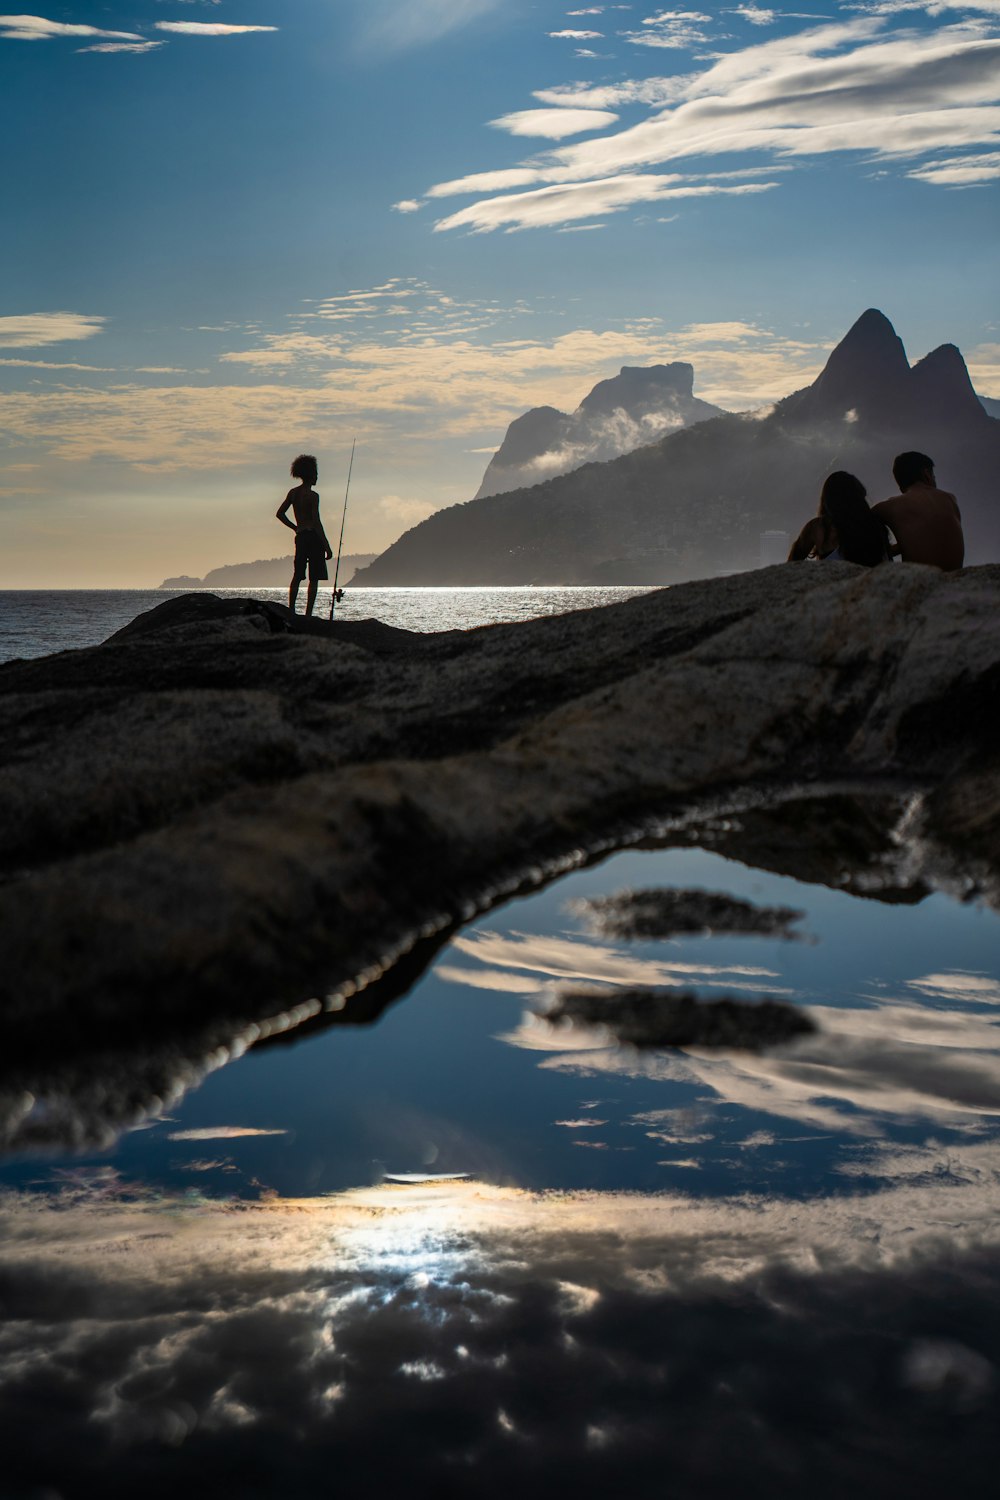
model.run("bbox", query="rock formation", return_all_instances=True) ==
[0,565,998,1149]
[475,362,724,499]
[354,311,1000,585]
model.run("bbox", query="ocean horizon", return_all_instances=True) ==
[0,585,658,665]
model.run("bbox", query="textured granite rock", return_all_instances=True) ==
[1,564,998,1147]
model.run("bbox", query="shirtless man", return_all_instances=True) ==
[276,454,333,616]
[872,452,965,570]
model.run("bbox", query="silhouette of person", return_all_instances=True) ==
[788,471,889,566]
[872,452,965,570]
[276,454,333,616]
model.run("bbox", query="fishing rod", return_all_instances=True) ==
[329,437,356,621]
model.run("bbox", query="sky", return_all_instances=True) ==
[0,0,998,587]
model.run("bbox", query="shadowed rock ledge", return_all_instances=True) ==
[1,564,998,1147]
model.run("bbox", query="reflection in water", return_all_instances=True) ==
[2,1176,1000,1494]
[492,977,1000,1138]
[3,793,1000,1489]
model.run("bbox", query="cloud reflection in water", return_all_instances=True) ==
[440,928,1000,1139]
[2,1175,1000,1495]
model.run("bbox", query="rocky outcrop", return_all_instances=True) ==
[0,565,998,1148]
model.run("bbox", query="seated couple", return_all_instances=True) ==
[788,451,964,570]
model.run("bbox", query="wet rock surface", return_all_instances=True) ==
[1,563,999,1148]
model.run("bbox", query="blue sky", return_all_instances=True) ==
[1,0,998,585]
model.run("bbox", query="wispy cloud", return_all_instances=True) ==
[433,174,780,233]
[0,289,831,476]
[621,9,715,49]
[906,146,1000,181]
[357,0,501,52]
[0,358,114,370]
[730,4,778,23]
[153,22,278,37]
[0,312,105,348]
[419,17,1000,232]
[77,41,163,54]
[849,0,1000,15]
[0,15,144,41]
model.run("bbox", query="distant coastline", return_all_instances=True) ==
[160,553,378,590]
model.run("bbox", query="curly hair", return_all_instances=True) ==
[290,454,318,484]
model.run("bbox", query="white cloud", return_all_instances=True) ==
[731,4,778,22]
[393,198,424,212]
[0,358,113,370]
[0,292,832,480]
[966,340,1000,390]
[423,18,1000,231]
[549,29,605,38]
[906,146,1000,181]
[433,174,779,232]
[167,1125,288,1140]
[153,22,278,37]
[621,7,715,47]
[77,41,163,54]
[0,15,143,41]
[850,0,1000,15]
[0,312,105,348]
[489,107,621,138]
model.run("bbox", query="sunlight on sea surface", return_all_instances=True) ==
[0,585,655,663]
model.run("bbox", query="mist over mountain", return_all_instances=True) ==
[356,311,1000,587]
[475,363,724,499]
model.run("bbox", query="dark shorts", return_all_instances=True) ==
[293,530,329,581]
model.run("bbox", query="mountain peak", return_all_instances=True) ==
[475,360,722,499]
[781,308,911,426]
[579,362,696,416]
[845,307,900,342]
[911,342,990,426]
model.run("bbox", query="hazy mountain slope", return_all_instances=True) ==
[475,362,724,499]
[161,554,377,589]
[356,311,1000,586]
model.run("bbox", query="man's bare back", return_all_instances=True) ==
[279,484,323,536]
[872,482,964,571]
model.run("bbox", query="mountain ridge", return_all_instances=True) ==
[355,310,999,587]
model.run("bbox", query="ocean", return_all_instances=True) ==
[0,584,656,664]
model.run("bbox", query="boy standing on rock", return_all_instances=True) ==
[276,454,333,616]
[873,452,965,570]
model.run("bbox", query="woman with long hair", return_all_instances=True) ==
[788,471,890,567]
